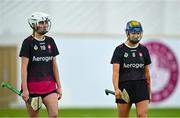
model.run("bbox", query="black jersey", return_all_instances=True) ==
[19,35,59,94]
[111,43,151,82]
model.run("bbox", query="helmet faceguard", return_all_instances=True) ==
[125,20,143,44]
[28,12,51,35]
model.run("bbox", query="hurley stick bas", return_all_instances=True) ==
[1,82,42,111]
[105,89,130,103]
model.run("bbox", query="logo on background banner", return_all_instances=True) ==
[144,41,179,102]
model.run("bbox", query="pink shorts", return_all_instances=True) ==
[27,80,56,94]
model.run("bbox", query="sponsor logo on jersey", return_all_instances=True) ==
[139,52,143,57]
[124,52,128,58]
[39,42,45,45]
[34,45,38,50]
[48,44,52,53]
[32,56,53,62]
[40,45,46,50]
[132,52,136,57]
[130,49,137,52]
[123,63,144,69]
[48,44,51,49]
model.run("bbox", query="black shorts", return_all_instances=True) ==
[116,80,149,104]
[29,90,57,99]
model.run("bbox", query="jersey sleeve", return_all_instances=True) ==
[144,47,151,65]
[51,38,59,57]
[19,39,30,58]
[110,47,122,64]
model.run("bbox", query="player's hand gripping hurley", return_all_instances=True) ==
[105,89,130,103]
[1,82,42,111]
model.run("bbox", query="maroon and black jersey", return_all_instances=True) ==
[111,43,151,82]
[19,35,59,94]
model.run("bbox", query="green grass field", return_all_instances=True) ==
[0,108,180,117]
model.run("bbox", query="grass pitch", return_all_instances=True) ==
[0,108,180,117]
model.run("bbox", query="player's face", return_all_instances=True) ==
[127,32,142,44]
[36,21,49,35]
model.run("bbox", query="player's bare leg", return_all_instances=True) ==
[25,102,39,117]
[135,100,149,118]
[43,93,59,118]
[117,103,132,118]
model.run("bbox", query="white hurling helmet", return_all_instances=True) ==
[28,12,51,34]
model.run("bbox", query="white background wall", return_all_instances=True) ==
[0,0,180,108]
[1,0,180,36]
[55,37,180,108]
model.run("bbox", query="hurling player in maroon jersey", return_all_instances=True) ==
[19,12,62,117]
[111,20,151,118]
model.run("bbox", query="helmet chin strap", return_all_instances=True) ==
[129,37,141,44]
[37,30,48,35]
[35,26,48,35]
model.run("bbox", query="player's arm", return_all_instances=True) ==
[112,63,121,99]
[144,65,151,100]
[21,57,29,101]
[52,57,62,98]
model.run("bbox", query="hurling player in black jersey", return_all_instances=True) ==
[111,20,151,118]
[19,12,62,117]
